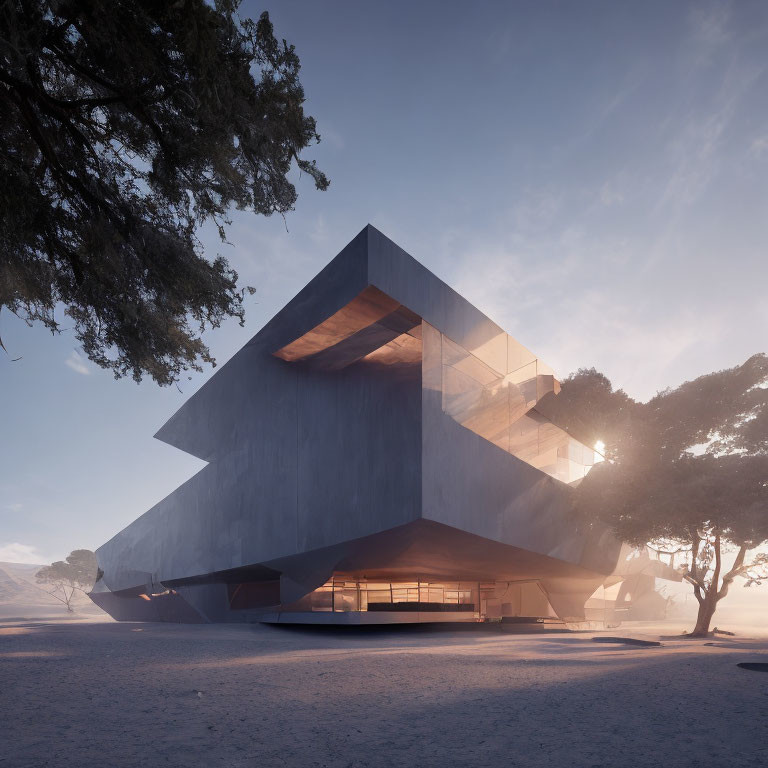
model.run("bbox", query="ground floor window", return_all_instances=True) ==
[284,577,556,619]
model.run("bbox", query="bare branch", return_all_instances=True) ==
[718,544,749,599]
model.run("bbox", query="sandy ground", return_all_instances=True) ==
[1,619,767,768]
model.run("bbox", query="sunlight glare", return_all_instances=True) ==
[594,440,606,463]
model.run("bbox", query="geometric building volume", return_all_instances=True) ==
[90,226,666,624]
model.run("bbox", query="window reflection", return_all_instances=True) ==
[438,331,602,484]
[282,577,557,620]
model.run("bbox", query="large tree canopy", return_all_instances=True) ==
[0,0,328,384]
[560,355,768,636]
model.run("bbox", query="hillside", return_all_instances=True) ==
[0,562,107,619]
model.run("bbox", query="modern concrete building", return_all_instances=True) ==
[90,225,626,625]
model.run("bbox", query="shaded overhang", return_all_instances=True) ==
[273,285,423,370]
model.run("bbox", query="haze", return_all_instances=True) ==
[1,0,766,580]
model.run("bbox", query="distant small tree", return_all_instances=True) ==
[555,355,768,637]
[35,549,100,612]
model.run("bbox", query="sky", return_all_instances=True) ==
[1,0,767,570]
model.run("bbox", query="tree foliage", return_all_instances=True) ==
[1,0,328,384]
[35,548,100,612]
[561,355,768,636]
[536,367,636,458]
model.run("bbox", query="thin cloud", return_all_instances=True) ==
[318,123,345,151]
[65,350,90,376]
[750,135,768,157]
[0,542,49,565]
[688,3,731,48]
[310,214,329,245]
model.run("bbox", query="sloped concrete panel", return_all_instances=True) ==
[93,225,622,624]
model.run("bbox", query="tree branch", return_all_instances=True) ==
[717,544,749,600]
[46,43,171,154]
[19,577,72,607]
[689,529,701,584]
[682,574,705,604]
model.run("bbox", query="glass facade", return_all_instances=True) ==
[438,329,602,484]
[284,579,476,613]
[272,285,601,485]
[282,577,557,620]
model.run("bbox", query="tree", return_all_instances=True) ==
[535,367,637,458]
[35,548,100,612]
[1,0,328,384]
[563,355,768,637]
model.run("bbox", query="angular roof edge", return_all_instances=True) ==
[153,224,532,458]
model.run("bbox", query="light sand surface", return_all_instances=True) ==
[1,620,767,768]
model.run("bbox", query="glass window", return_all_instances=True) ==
[440,330,600,485]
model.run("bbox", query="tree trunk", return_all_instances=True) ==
[687,532,725,638]
[690,593,718,637]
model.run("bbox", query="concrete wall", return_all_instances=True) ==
[97,228,423,592]
[95,225,620,623]
[420,321,619,577]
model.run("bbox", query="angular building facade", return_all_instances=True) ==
[90,226,623,625]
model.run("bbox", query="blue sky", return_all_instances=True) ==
[1,0,767,564]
